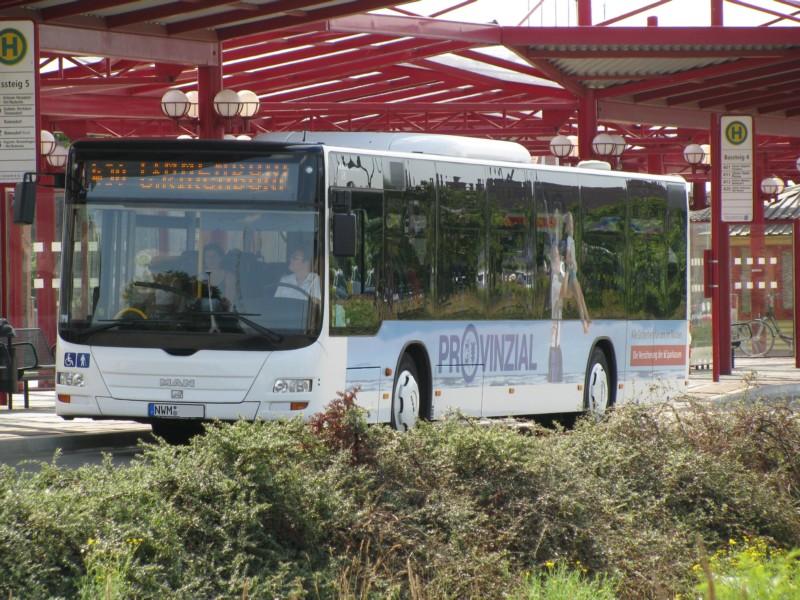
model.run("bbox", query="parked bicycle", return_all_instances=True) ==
[732,312,794,357]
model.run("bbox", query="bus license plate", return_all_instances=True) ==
[148,403,204,419]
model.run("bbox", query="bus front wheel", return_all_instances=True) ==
[584,348,612,420]
[391,356,420,431]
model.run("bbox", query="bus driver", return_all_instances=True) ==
[275,246,321,301]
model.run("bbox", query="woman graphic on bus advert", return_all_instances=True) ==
[560,212,591,334]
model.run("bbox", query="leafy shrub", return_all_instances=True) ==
[1,398,800,598]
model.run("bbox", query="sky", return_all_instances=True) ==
[383,0,798,27]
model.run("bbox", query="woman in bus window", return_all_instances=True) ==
[561,212,591,333]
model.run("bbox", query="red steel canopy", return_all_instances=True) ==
[0,0,798,180]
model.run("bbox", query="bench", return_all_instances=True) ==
[7,328,56,409]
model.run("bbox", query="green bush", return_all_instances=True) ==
[695,537,800,599]
[510,563,618,600]
[1,399,800,598]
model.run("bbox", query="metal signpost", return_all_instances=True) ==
[712,114,755,381]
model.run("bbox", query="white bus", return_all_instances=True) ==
[40,132,688,438]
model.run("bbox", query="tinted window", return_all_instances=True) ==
[627,179,668,319]
[580,174,627,318]
[330,190,383,334]
[665,183,688,319]
[384,159,435,319]
[436,162,487,319]
[330,152,383,189]
[487,166,533,318]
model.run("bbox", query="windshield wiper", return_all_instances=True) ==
[71,318,174,336]
[201,311,283,342]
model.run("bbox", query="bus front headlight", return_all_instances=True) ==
[273,379,312,393]
[57,371,86,387]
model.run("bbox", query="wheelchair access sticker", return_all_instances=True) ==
[64,352,90,368]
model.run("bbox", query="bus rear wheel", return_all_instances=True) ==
[584,348,612,420]
[391,356,420,431]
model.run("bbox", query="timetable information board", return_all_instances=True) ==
[720,115,753,222]
[0,21,36,183]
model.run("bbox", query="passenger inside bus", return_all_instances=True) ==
[202,243,236,301]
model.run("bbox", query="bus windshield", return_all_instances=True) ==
[60,151,323,351]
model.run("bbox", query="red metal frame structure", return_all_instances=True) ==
[0,0,797,381]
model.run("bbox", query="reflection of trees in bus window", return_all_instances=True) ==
[580,175,627,319]
[330,152,383,189]
[436,162,487,320]
[627,179,669,319]
[384,159,435,319]
[665,183,688,320]
[487,166,533,318]
[329,191,383,334]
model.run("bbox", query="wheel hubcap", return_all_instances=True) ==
[393,370,419,431]
[588,363,608,418]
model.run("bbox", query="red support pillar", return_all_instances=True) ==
[34,186,57,346]
[578,89,597,161]
[578,0,592,26]
[692,181,707,211]
[647,152,664,175]
[711,0,724,25]
[711,114,732,379]
[198,62,224,139]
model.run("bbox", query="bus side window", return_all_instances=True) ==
[487,166,533,318]
[579,174,627,319]
[627,179,669,319]
[384,159,435,319]
[436,161,488,319]
[330,191,383,334]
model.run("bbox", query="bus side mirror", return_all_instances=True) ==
[333,213,356,257]
[13,174,37,224]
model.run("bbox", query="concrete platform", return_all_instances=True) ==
[1,357,799,462]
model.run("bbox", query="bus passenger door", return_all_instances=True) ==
[329,176,384,422]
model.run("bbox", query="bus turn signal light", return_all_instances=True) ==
[290,402,308,411]
[57,394,71,404]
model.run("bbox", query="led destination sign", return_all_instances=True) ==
[86,159,300,201]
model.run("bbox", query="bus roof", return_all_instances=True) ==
[255,131,533,164]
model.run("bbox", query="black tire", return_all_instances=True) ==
[741,319,774,357]
[391,355,421,431]
[151,420,204,444]
[584,347,612,419]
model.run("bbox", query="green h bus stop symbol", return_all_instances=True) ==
[0,28,26,65]
[725,120,749,146]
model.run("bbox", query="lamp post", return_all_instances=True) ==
[185,90,199,120]
[160,89,190,120]
[591,132,616,157]
[592,132,625,167]
[760,176,784,203]
[549,134,574,163]
[47,144,68,169]
[40,129,55,157]
[684,143,709,210]
[683,143,705,167]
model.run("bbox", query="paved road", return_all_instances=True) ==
[2,356,800,470]
[13,444,143,472]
